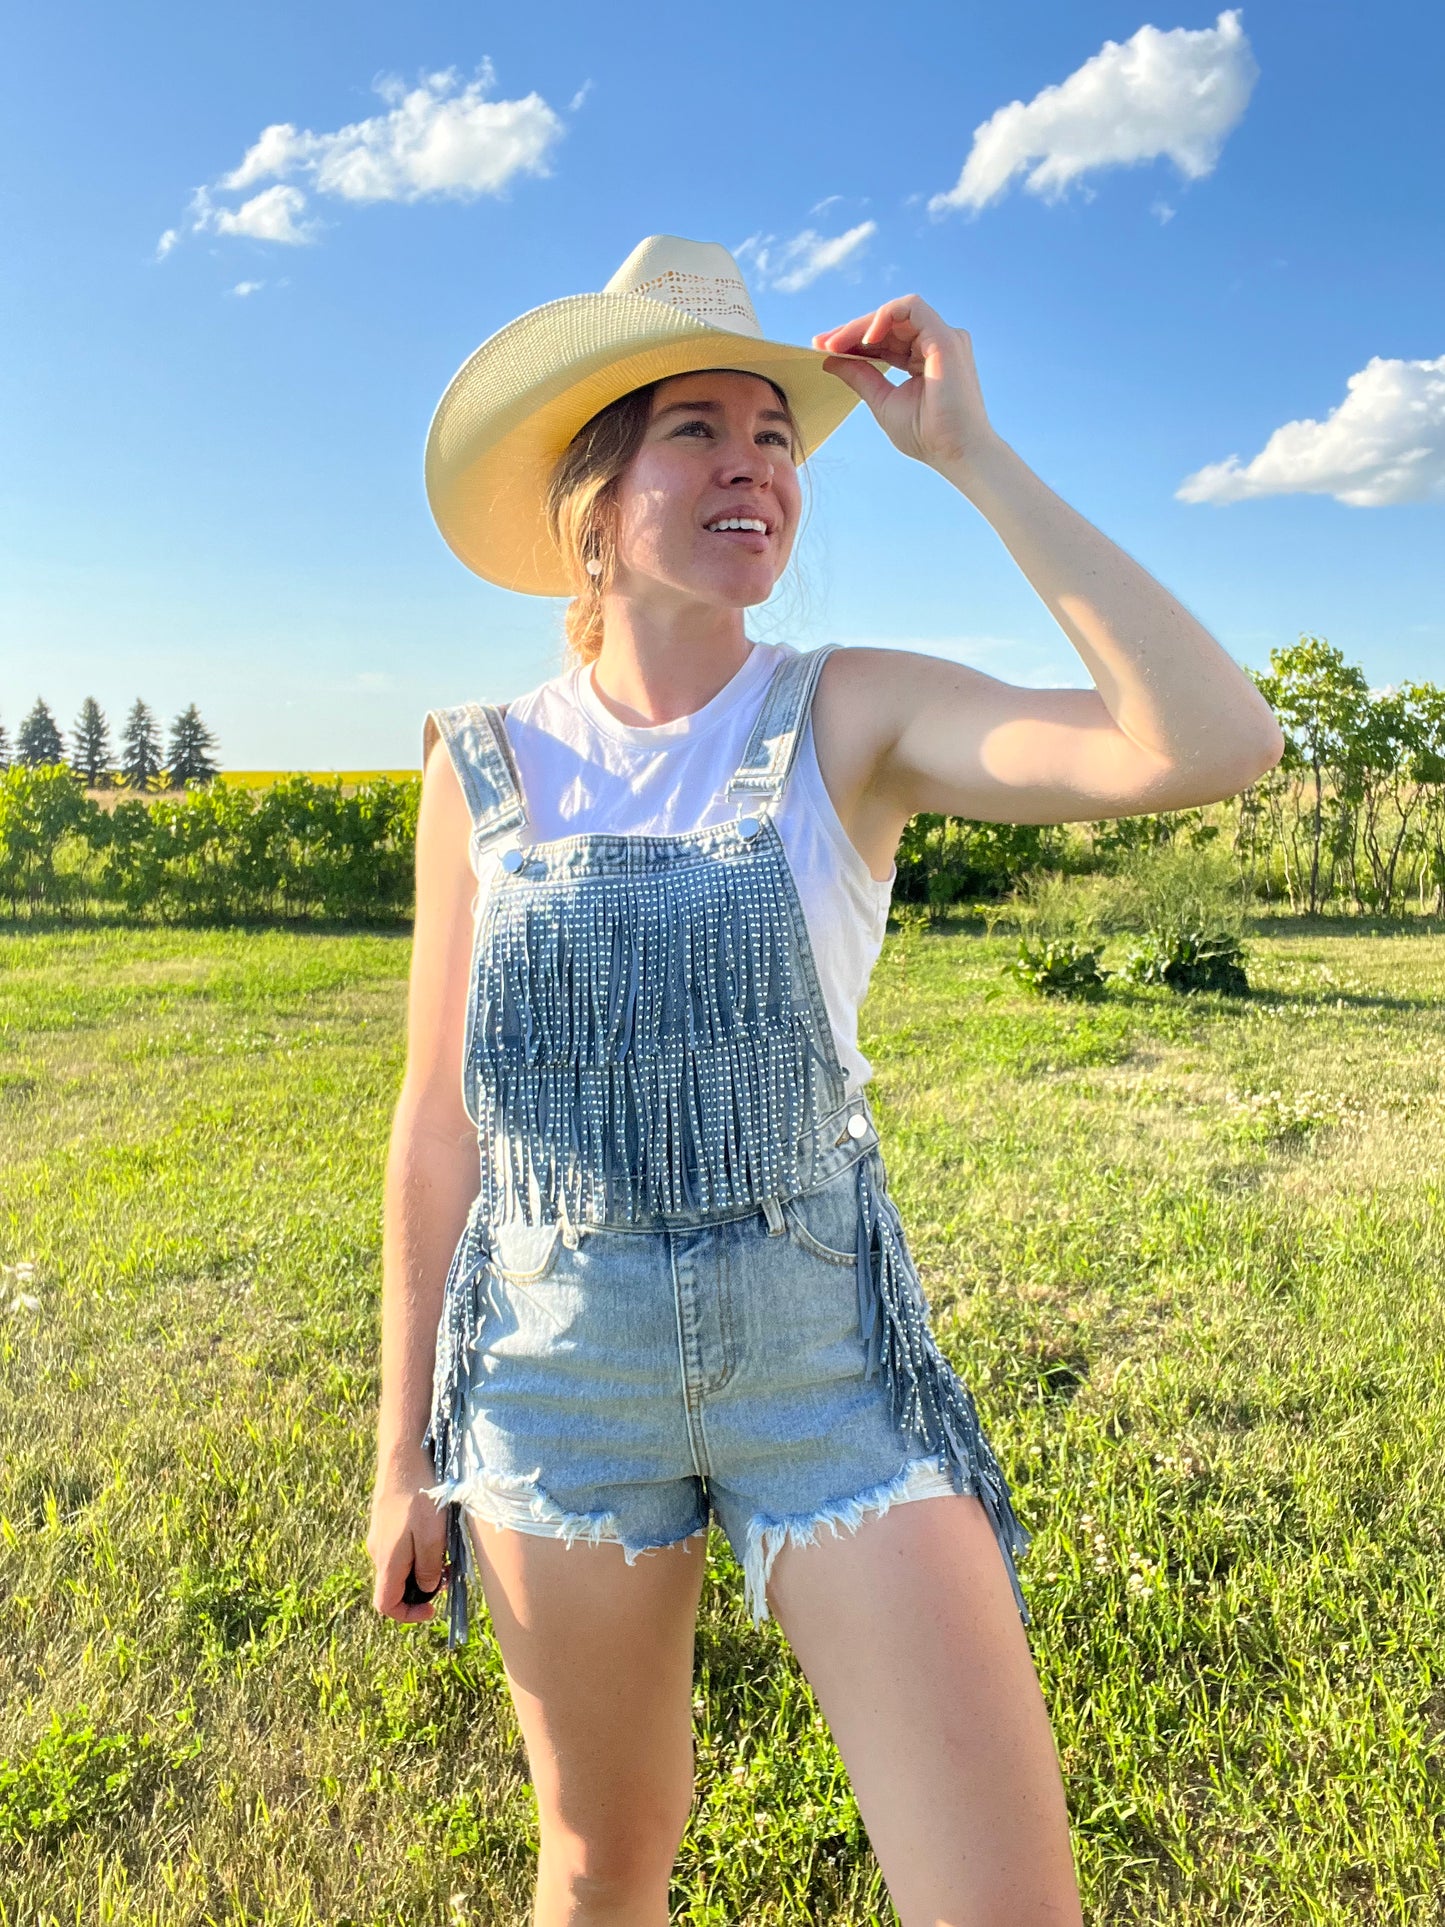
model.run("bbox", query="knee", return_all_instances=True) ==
[541,1789,693,1903]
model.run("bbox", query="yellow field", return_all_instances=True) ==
[217,770,419,788]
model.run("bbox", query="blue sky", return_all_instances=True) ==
[3,2,1441,770]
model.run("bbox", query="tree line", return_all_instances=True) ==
[0,697,221,791]
[885,634,1445,922]
[1,637,1442,925]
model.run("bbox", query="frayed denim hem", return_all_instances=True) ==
[425,1467,709,1645]
[738,1453,963,1627]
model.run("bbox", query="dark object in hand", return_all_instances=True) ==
[403,1566,443,1605]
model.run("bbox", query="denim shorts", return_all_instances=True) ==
[440,1113,973,1625]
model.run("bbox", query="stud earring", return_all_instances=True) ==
[584,558,603,578]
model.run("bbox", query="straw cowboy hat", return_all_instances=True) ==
[423,233,888,595]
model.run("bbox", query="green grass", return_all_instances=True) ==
[0,919,1442,1923]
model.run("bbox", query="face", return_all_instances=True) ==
[608,370,802,609]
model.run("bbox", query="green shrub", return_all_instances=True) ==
[0,764,99,913]
[1117,928,1250,994]
[81,775,419,925]
[894,813,1072,909]
[1002,937,1108,999]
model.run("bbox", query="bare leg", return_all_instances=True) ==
[766,1490,1082,1927]
[465,1515,708,1926]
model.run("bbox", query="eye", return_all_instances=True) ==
[671,417,712,437]
[759,429,791,448]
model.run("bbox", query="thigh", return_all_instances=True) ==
[466,1514,708,1851]
[766,1491,1082,1927]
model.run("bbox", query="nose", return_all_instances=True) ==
[720,429,774,489]
[722,453,773,487]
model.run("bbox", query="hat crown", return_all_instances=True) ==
[602,235,763,339]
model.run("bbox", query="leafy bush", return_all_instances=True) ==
[1002,937,1109,999]
[894,812,1070,909]
[0,766,419,925]
[1117,929,1250,995]
[0,764,99,913]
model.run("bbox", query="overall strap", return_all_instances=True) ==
[422,702,528,854]
[724,644,839,808]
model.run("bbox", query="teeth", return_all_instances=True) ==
[707,517,768,533]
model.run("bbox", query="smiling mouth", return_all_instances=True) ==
[703,516,774,546]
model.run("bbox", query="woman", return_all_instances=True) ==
[367,235,1283,1925]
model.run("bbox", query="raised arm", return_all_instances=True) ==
[813,297,1285,827]
[366,731,482,1626]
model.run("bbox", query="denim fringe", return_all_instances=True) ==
[854,1152,1033,1623]
[421,1212,497,1650]
[473,856,839,1226]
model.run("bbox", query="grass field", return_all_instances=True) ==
[1,918,1442,1923]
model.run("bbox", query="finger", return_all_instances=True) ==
[377,1539,419,1615]
[413,1547,445,1593]
[818,294,949,356]
[813,304,898,355]
[821,354,897,411]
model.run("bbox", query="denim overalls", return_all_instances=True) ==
[422,644,1030,1649]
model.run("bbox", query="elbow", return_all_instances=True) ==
[1204,712,1286,798]
[1235,718,1287,789]
[1161,722,1285,809]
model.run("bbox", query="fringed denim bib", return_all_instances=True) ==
[422,646,1030,1646]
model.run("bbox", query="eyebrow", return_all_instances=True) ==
[652,399,792,425]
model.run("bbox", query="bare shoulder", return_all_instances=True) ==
[808,647,941,881]
[813,644,997,793]
[417,730,475,875]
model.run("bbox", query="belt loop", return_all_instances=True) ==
[761,1196,786,1236]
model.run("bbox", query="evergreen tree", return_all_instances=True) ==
[71,696,113,788]
[167,703,221,788]
[17,698,65,766]
[119,698,164,791]
[0,716,11,770]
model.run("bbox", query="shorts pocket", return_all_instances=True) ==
[487,1218,564,1284]
[783,1168,859,1267]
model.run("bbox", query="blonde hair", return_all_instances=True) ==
[543,374,805,667]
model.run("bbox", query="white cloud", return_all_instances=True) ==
[1177,354,1445,507]
[567,79,594,112]
[155,227,179,260]
[736,220,877,294]
[223,64,562,204]
[230,280,266,297]
[212,184,318,246]
[221,122,308,192]
[1151,197,1176,224]
[158,62,562,256]
[929,9,1257,215]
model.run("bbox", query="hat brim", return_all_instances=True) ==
[424,290,884,594]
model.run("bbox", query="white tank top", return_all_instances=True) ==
[473,639,896,1094]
